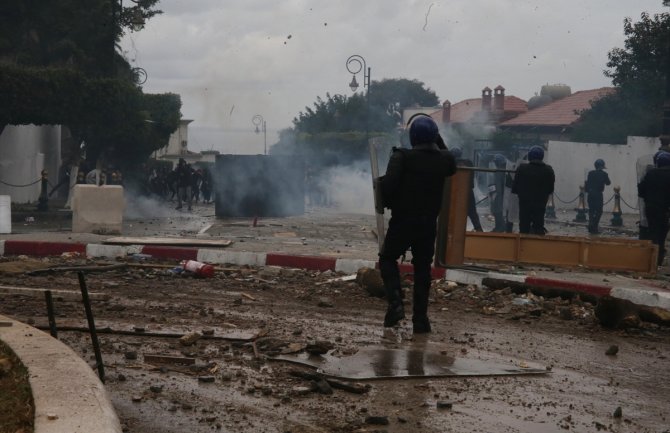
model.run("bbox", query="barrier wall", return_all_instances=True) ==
[71,185,125,234]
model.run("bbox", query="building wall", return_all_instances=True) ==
[154,119,193,158]
[546,136,659,213]
[0,125,61,203]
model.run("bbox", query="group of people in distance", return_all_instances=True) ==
[376,115,670,334]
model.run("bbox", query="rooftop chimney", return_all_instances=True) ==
[494,85,505,111]
[442,100,451,124]
[482,87,492,112]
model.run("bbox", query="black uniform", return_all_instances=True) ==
[585,168,611,234]
[456,157,483,231]
[378,143,456,331]
[638,167,670,265]
[511,161,555,235]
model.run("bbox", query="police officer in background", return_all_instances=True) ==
[450,147,483,232]
[585,159,611,234]
[511,146,555,235]
[638,151,670,266]
[378,116,456,333]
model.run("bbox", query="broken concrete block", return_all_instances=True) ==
[71,185,125,234]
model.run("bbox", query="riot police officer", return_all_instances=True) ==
[638,151,670,266]
[585,159,611,234]
[511,146,555,235]
[378,116,456,333]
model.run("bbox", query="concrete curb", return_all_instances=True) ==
[0,314,122,433]
[2,239,669,312]
[444,268,670,311]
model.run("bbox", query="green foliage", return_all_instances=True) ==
[0,0,177,167]
[0,64,181,165]
[572,10,669,143]
[286,78,439,165]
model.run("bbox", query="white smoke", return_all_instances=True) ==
[319,165,375,215]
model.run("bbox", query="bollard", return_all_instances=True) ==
[574,185,587,222]
[37,169,49,211]
[545,193,557,219]
[611,186,623,227]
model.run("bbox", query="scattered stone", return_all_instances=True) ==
[0,358,12,376]
[150,385,163,393]
[365,416,389,425]
[595,296,639,329]
[292,386,312,396]
[292,328,303,336]
[313,379,333,395]
[202,328,215,336]
[305,340,334,355]
[613,406,622,418]
[180,332,202,346]
[117,373,126,381]
[124,351,138,360]
[356,267,385,298]
[133,326,145,333]
[559,307,574,320]
[317,297,335,308]
[436,401,453,409]
[182,403,193,410]
[47,413,59,420]
[131,395,143,402]
[605,345,619,356]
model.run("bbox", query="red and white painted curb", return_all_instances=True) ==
[444,268,670,311]
[1,239,668,311]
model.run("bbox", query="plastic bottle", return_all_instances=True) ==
[181,260,215,278]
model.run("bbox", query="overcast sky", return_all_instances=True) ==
[120,0,668,153]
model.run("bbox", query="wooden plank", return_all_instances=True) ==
[143,354,196,365]
[103,237,233,247]
[461,232,658,274]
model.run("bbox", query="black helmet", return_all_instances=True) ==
[409,116,439,147]
[594,159,605,169]
[528,146,544,161]
[655,151,670,168]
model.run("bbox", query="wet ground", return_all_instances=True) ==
[2,200,669,433]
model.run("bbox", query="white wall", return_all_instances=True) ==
[0,125,61,203]
[546,136,660,213]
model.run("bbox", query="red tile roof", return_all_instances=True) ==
[430,96,528,124]
[499,87,615,127]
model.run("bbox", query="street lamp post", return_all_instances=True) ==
[346,55,371,143]
[252,115,267,155]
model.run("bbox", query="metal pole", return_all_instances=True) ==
[44,290,58,338]
[264,120,267,155]
[78,271,105,383]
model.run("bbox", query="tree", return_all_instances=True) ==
[283,78,439,168]
[572,9,670,143]
[0,0,180,168]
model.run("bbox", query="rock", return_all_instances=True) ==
[559,307,574,320]
[356,267,385,298]
[595,296,639,329]
[198,376,216,383]
[437,401,453,409]
[292,386,313,396]
[150,385,163,393]
[180,332,202,346]
[313,379,333,395]
[364,416,389,425]
[317,297,335,308]
[124,351,138,360]
[613,406,622,418]
[117,374,127,381]
[202,328,215,336]
[605,345,619,356]
[131,395,143,402]
[305,340,334,355]
[0,358,12,376]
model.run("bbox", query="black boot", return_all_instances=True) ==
[412,284,431,333]
[412,315,431,333]
[384,301,405,327]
